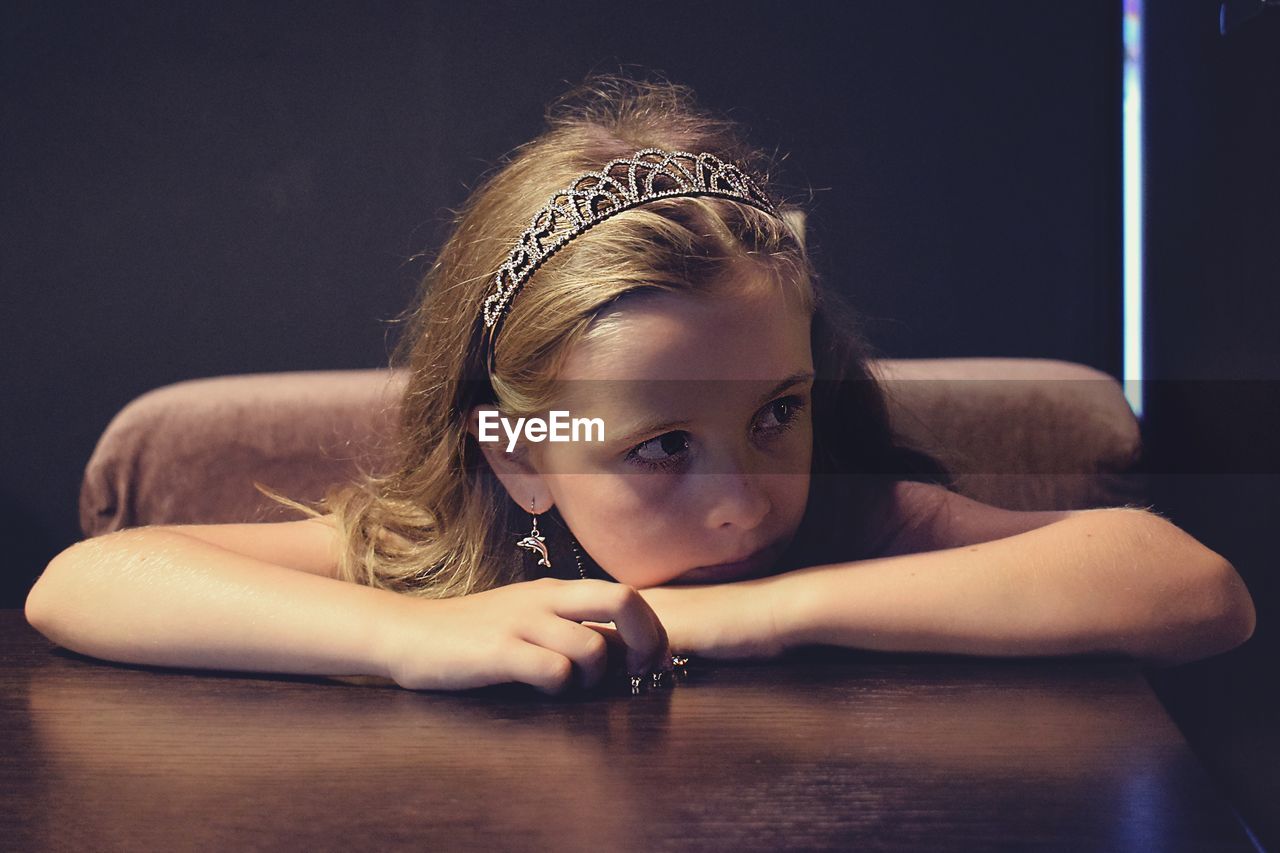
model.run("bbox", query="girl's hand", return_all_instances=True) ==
[633,581,785,661]
[379,577,670,695]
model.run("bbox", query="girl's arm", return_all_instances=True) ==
[26,527,672,693]
[637,484,1255,668]
[24,527,402,679]
[771,503,1255,667]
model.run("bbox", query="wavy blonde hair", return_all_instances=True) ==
[257,71,950,597]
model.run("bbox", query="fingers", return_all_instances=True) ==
[505,641,575,696]
[542,579,671,677]
[580,622,635,680]
[520,618,611,690]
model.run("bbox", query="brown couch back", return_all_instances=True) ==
[79,359,1145,537]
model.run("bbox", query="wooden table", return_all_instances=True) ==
[0,611,1258,851]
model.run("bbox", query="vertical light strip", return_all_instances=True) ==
[1122,0,1145,418]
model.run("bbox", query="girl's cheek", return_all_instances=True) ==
[621,473,682,504]
[598,499,691,569]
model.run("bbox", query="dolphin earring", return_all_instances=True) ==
[516,497,551,569]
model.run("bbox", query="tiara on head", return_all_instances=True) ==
[480,147,780,367]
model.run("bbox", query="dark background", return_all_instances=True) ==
[2,0,1276,845]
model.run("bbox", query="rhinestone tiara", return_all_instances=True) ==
[480,147,779,360]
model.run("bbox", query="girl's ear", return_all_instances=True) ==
[467,404,556,513]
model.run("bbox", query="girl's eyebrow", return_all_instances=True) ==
[610,370,815,445]
[754,370,816,405]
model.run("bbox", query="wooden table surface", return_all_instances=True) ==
[0,611,1258,851]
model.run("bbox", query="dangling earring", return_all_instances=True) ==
[515,497,551,569]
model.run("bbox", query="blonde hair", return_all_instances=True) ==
[257,71,948,597]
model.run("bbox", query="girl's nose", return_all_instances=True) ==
[703,456,773,532]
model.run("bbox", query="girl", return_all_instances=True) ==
[25,74,1255,696]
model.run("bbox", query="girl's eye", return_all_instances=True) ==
[623,395,808,472]
[626,431,691,472]
[755,395,807,435]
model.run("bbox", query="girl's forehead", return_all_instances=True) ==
[560,284,813,384]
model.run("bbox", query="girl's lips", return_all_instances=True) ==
[678,540,786,584]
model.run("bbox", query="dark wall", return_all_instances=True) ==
[2,0,1120,606]
[1139,2,1280,846]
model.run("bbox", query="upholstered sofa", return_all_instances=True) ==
[79,358,1145,537]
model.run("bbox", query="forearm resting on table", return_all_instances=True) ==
[24,528,399,680]
[771,509,1256,667]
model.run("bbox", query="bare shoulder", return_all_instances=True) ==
[150,513,344,579]
[871,481,1080,557]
